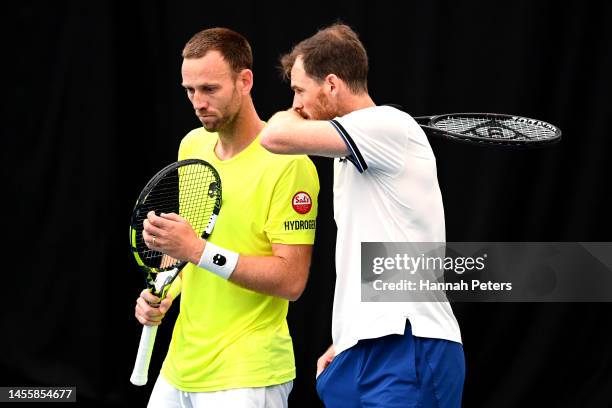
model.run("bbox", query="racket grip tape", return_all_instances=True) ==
[130,324,158,386]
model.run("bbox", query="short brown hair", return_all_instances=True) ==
[280,24,368,94]
[182,27,253,74]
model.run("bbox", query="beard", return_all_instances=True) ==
[200,114,235,132]
[198,87,241,132]
[303,90,337,120]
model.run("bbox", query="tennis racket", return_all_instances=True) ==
[413,113,561,147]
[385,106,561,147]
[129,159,222,386]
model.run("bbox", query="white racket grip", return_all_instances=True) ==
[130,324,158,386]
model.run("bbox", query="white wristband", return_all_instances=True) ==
[197,242,239,280]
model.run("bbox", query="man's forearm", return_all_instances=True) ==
[229,251,310,301]
[190,239,312,301]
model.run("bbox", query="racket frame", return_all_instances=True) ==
[413,112,562,148]
[129,159,222,294]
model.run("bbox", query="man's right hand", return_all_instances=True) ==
[316,344,335,378]
[134,289,173,326]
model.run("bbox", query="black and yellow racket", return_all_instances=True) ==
[129,159,221,386]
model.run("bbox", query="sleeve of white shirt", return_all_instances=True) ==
[330,107,410,175]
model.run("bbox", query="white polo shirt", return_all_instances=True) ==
[329,105,462,355]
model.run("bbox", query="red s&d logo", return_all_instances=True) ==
[292,192,312,214]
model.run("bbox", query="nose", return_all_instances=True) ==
[291,95,303,111]
[192,90,209,111]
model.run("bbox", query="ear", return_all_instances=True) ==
[236,69,254,95]
[325,74,341,96]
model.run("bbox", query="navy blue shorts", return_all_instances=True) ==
[316,322,465,407]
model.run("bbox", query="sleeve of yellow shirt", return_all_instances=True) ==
[264,156,320,245]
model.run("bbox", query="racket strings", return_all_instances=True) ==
[134,163,221,269]
[433,116,557,141]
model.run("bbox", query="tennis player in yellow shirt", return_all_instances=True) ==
[134,27,319,407]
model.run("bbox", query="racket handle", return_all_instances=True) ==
[130,324,158,386]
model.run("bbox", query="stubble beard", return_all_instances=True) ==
[308,90,337,121]
[200,87,241,132]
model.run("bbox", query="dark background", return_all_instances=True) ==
[4,0,612,406]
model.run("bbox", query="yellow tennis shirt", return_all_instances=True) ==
[161,127,319,392]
